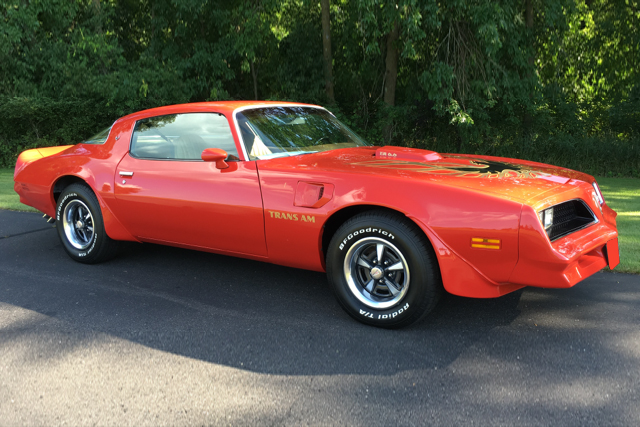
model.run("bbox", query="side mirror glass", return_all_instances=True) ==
[201,148,229,169]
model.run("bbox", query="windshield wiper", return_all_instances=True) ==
[289,150,318,156]
[256,150,318,160]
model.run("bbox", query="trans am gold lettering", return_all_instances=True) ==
[268,211,313,223]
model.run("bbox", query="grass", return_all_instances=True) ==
[1,168,638,273]
[597,177,640,274]
[0,168,37,212]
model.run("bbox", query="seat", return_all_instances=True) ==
[173,134,208,160]
[131,135,175,159]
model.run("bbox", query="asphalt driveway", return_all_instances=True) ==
[1,209,639,426]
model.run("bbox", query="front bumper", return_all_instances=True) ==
[508,203,618,288]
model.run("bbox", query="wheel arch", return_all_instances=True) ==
[51,174,138,242]
[52,175,89,204]
[321,204,437,263]
[321,203,512,302]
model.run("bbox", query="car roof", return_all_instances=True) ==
[116,100,322,122]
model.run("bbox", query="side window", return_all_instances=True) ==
[130,113,240,160]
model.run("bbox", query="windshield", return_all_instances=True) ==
[236,106,369,160]
[82,126,112,145]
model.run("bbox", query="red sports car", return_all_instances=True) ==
[13,101,620,327]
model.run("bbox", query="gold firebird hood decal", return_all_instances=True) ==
[353,157,550,179]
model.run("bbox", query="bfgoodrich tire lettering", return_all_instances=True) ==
[326,210,442,328]
[55,183,119,264]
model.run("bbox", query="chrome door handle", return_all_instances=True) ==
[119,171,134,177]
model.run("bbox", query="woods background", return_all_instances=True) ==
[1,0,638,176]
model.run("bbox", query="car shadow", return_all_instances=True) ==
[1,220,638,382]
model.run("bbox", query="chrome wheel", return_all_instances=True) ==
[62,199,95,250]
[343,237,410,309]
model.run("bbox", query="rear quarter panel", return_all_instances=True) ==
[13,118,136,241]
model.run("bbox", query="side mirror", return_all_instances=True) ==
[201,148,229,169]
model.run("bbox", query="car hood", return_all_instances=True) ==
[257,146,595,204]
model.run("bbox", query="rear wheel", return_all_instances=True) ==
[55,183,119,264]
[326,210,442,328]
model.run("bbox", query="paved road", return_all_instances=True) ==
[1,209,639,426]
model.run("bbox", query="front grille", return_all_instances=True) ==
[547,200,597,241]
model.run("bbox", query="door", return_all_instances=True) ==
[112,112,267,257]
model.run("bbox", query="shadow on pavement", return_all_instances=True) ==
[0,218,530,376]
[2,209,640,423]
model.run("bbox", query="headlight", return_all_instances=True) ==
[592,181,604,205]
[538,207,554,230]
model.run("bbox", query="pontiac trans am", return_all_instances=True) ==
[13,101,620,328]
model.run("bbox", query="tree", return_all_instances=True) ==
[1,0,638,176]
[321,0,335,102]
[383,19,399,106]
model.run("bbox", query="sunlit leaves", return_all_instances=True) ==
[0,0,637,174]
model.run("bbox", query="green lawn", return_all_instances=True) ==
[1,168,638,273]
[597,177,640,274]
[0,168,37,212]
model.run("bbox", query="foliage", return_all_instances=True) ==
[0,0,638,176]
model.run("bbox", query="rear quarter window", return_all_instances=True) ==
[82,125,113,145]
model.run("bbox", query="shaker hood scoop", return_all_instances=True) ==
[375,146,443,162]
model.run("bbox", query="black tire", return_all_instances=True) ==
[55,183,119,264]
[326,210,442,328]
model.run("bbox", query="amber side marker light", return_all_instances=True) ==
[471,237,501,249]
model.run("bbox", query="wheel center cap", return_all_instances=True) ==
[370,266,384,280]
[76,220,84,229]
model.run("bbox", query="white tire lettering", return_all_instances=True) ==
[338,227,397,250]
[377,303,410,320]
[56,193,77,221]
[85,235,97,254]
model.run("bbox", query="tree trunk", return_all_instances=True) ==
[92,0,102,33]
[250,60,258,100]
[525,0,534,67]
[524,0,534,136]
[321,0,335,102]
[384,20,399,106]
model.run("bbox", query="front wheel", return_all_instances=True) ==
[55,183,119,264]
[326,211,442,328]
